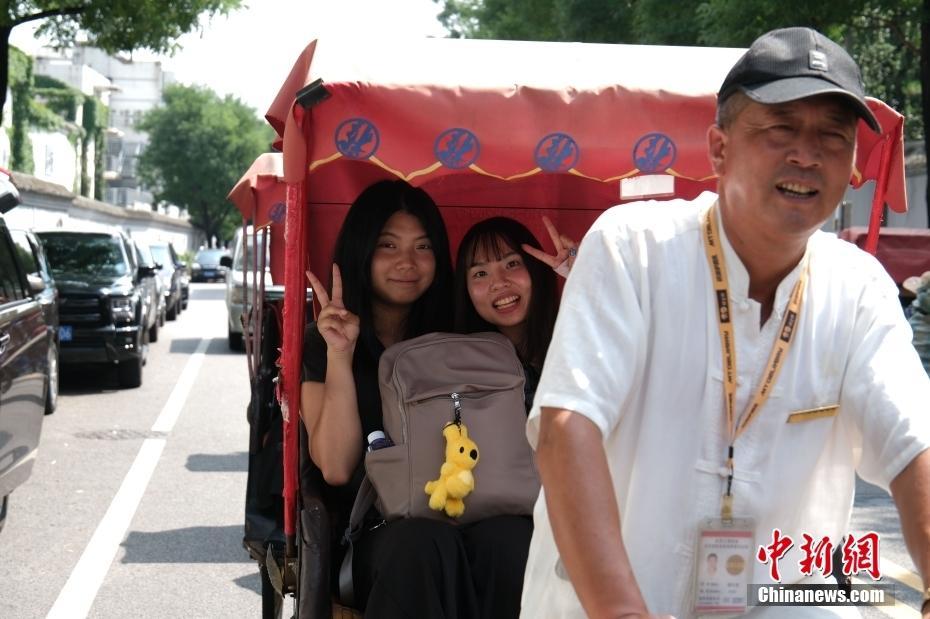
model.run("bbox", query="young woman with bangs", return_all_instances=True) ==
[454,216,577,409]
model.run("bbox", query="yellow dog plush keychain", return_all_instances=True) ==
[425,422,479,518]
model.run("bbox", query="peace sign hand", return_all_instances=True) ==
[521,215,579,279]
[306,265,360,355]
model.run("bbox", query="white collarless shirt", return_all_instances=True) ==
[522,192,930,618]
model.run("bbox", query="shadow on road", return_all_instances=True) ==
[121,525,251,563]
[187,452,249,472]
[233,571,262,596]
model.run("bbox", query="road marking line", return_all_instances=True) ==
[852,577,919,619]
[881,558,923,593]
[46,337,210,619]
[151,338,210,433]
[873,598,919,619]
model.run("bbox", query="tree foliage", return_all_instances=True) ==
[1,0,242,125]
[4,1,241,53]
[138,84,273,243]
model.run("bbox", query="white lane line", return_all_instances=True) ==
[46,438,166,619]
[880,558,923,593]
[152,338,211,433]
[46,337,211,619]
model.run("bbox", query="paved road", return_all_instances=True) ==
[852,477,925,618]
[0,283,262,618]
[0,283,924,618]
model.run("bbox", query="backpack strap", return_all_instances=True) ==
[338,475,378,607]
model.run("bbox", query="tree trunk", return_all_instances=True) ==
[1,26,10,128]
[923,0,930,227]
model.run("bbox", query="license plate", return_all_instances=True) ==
[204,271,215,277]
[59,325,73,342]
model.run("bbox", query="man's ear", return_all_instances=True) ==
[707,124,727,176]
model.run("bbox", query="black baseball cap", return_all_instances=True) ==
[717,27,881,133]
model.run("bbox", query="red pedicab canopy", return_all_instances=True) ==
[227,152,287,283]
[259,37,908,540]
[265,37,906,272]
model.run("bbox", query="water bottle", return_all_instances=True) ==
[367,430,394,451]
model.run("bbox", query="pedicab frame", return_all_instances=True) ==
[229,36,908,617]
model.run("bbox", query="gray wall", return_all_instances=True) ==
[7,172,200,254]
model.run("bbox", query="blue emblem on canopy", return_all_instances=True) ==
[535,133,579,172]
[335,118,380,160]
[435,128,480,169]
[633,133,677,173]
[269,201,286,225]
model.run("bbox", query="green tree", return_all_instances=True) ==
[437,0,930,221]
[138,84,273,243]
[1,0,242,125]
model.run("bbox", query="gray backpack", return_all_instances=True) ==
[339,332,540,605]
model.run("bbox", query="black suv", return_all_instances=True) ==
[0,176,50,534]
[37,230,157,388]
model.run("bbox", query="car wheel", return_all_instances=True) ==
[44,340,59,415]
[229,327,244,351]
[159,307,166,327]
[149,320,159,343]
[118,356,143,389]
[166,301,178,321]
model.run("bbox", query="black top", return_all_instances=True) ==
[301,323,386,543]
[522,362,541,415]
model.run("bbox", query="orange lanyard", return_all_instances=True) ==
[701,204,808,520]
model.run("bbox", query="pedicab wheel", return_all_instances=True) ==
[259,559,285,619]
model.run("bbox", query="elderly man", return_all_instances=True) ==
[521,27,930,619]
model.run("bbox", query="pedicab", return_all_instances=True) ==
[229,36,908,619]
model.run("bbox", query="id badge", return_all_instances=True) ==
[694,517,755,616]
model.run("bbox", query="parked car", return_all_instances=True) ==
[0,199,49,535]
[36,229,154,388]
[9,229,59,414]
[223,227,271,350]
[148,241,187,318]
[132,240,163,343]
[191,248,230,282]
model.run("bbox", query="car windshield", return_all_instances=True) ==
[149,244,171,266]
[136,243,157,268]
[233,236,270,271]
[195,249,227,266]
[39,233,128,278]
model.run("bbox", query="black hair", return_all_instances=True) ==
[453,217,557,368]
[331,179,453,343]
